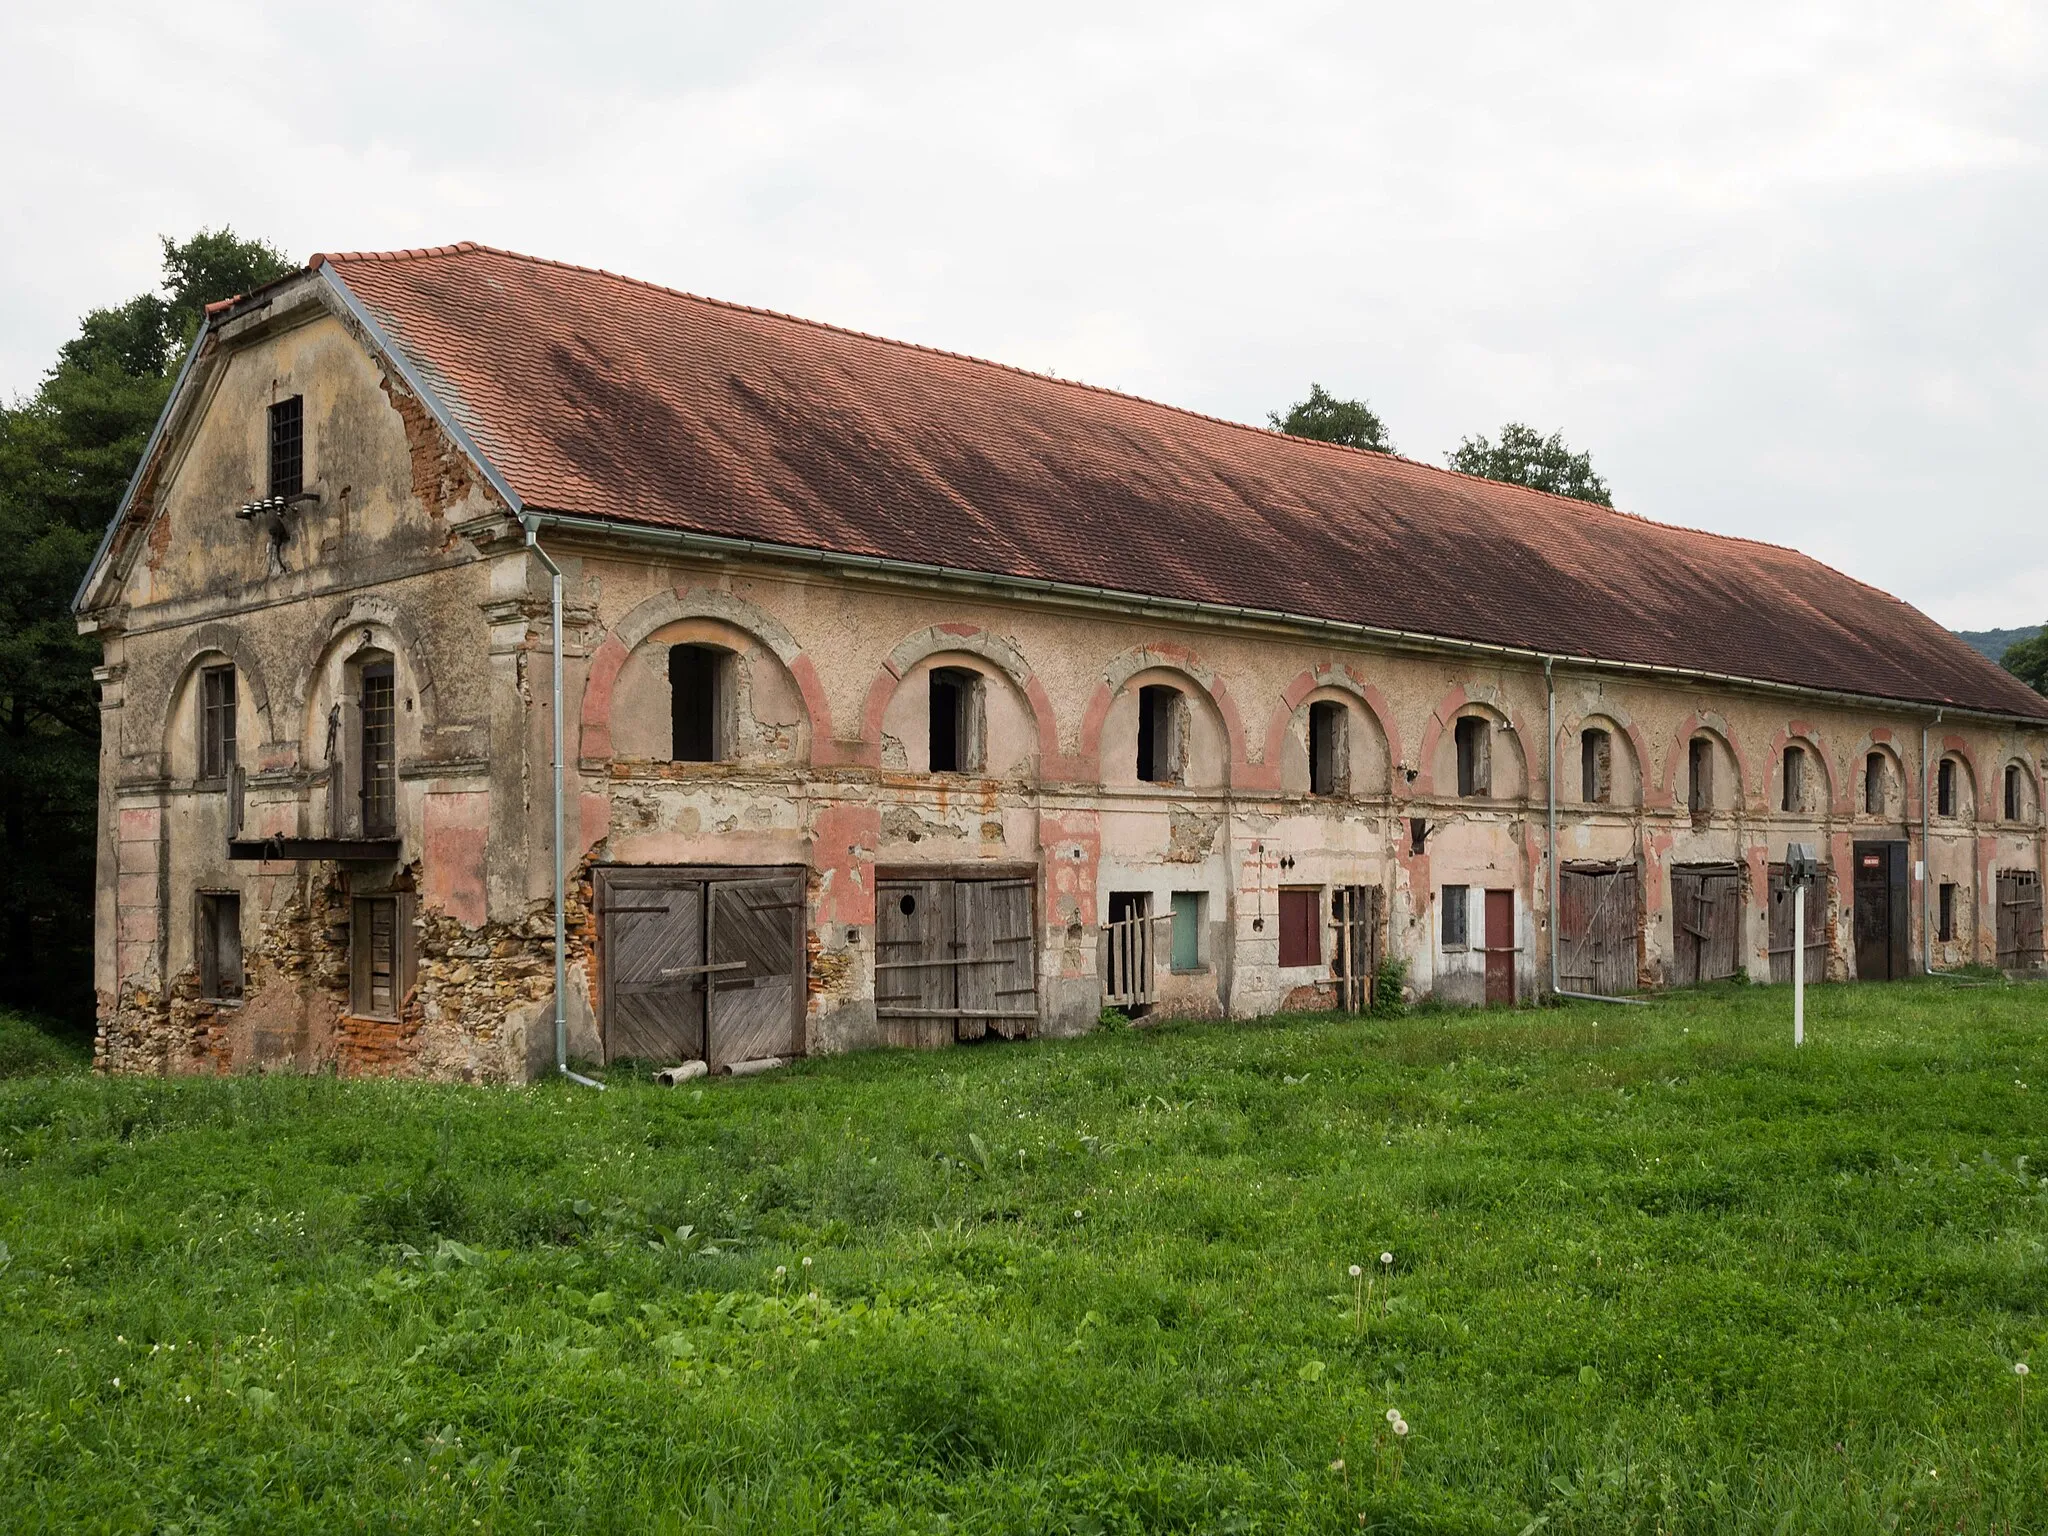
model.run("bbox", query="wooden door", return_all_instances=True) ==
[1672,866,1743,985]
[1767,865,1829,984]
[599,872,706,1063]
[1330,886,1382,1010]
[876,879,954,1047]
[1483,889,1515,1004]
[1102,891,1156,1011]
[1558,863,1641,995]
[1997,870,2044,971]
[706,875,805,1067]
[1852,841,1906,980]
[954,878,1036,1040]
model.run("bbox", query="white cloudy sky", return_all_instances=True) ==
[5,1,2044,628]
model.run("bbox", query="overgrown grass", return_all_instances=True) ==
[0,1010,89,1080]
[2,979,2045,1532]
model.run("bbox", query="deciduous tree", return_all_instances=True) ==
[2001,628,2048,697]
[1445,422,1612,507]
[1268,384,1394,454]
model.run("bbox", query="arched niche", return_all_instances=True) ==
[1933,749,1978,823]
[878,649,1038,779]
[1999,757,2041,826]
[302,619,428,839]
[1428,701,1529,801]
[1852,741,1909,821]
[1569,712,1643,807]
[607,616,811,766]
[1277,684,1392,797]
[1099,665,1231,790]
[1770,731,1834,816]
[162,634,272,785]
[1667,718,1746,817]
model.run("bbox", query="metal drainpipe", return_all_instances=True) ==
[1546,655,1649,1006]
[524,520,604,1089]
[1921,708,1942,976]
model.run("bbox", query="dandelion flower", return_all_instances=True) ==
[774,1265,787,1278]
[1385,1408,1401,1424]
[1394,1419,1409,1437]
[1349,1264,1362,1278]
[801,1256,813,1268]
[1380,1252,1394,1266]
[2018,1362,2031,1377]
[111,1377,120,1388]
[1329,1458,1345,1472]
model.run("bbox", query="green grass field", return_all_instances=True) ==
[2,980,2045,1534]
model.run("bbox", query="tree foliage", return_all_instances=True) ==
[0,229,293,1025]
[1445,422,1613,507]
[2001,628,2048,697]
[1267,384,1394,454]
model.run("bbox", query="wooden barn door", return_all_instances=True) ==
[1997,870,2044,972]
[877,874,1038,1044]
[706,875,806,1068]
[1767,864,1829,984]
[598,872,707,1064]
[1852,841,1908,980]
[1483,889,1515,1004]
[1671,865,1743,985]
[1558,863,1641,996]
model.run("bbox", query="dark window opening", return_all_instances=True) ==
[1308,700,1347,796]
[268,396,303,500]
[2004,764,2022,822]
[1137,684,1185,784]
[199,664,237,782]
[928,666,984,774]
[1442,884,1470,949]
[1782,745,1805,813]
[1580,727,1612,803]
[1277,887,1321,967]
[197,891,243,1001]
[1865,752,1885,816]
[1454,716,1491,798]
[359,659,397,838]
[1937,881,1957,943]
[1688,738,1713,817]
[1408,817,1428,856]
[351,894,408,1018]
[669,645,726,763]
[1937,758,1957,819]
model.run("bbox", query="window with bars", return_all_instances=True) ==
[350,894,413,1018]
[359,659,397,837]
[198,664,237,781]
[268,397,303,499]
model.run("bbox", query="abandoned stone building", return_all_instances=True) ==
[74,242,2048,1081]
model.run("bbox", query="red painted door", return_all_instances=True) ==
[1484,889,1514,1004]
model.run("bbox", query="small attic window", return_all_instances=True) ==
[269,397,303,500]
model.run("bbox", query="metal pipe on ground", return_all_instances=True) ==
[1546,656,1650,1007]
[524,520,604,1090]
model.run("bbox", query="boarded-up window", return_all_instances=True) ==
[928,667,985,774]
[1137,685,1186,784]
[877,874,1036,1043]
[1865,752,1885,816]
[1277,887,1321,967]
[1688,738,1713,817]
[1455,717,1490,797]
[1170,891,1204,971]
[350,894,413,1019]
[1580,728,1612,804]
[1782,746,1806,813]
[1937,759,1957,818]
[197,891,243,1001]
[268,396,303,499]
[199,664,237,782]
[1441,885,1470,949]
[1308,701,1347,796]
[670,645,727,763]
[359,658,397,838]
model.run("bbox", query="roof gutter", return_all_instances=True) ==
[517,510,2048,730]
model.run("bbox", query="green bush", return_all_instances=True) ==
[1368,955,1408,1016]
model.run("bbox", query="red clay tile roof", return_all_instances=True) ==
[317,242,2048,721]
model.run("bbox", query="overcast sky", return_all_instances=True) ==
[5,2,2043,628]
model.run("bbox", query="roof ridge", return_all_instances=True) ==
[321,240,1839,571]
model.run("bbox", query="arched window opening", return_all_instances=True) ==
[1454,716,1491,798]
[359,656,397,838]
[1137,684,1187,785]
[1937,758,1958,819]
[1688,737,1714,818]
[928,666,985,774]
[1580,727,1612,804]
[1308,700,1348,796]
[2005,764,2023,822]
[669,644,729,763]
[198,663,238,783]
[1781,745,1806,813]
[1865,752,1885,816]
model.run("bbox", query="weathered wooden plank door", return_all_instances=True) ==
[1997,870,2044,971]
[1483,888,1515,1004]
[955,878,1036,1040]
[1851,841,1908,980]
[1330,885,1382,1010]
[599,873,706,1064]
[1767,865,1829,984]
[1672,865,1743,985]
[876,879,953,1048]
[1102,892,1157,1011]
[707,875,805,1067]
[1558,863,1641,995]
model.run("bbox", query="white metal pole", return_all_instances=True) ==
[1793,882,1805,1047]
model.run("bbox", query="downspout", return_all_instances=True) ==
[1546,655,1648,1006]
[524,520,604,1089]
[1921,708,1942,975]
